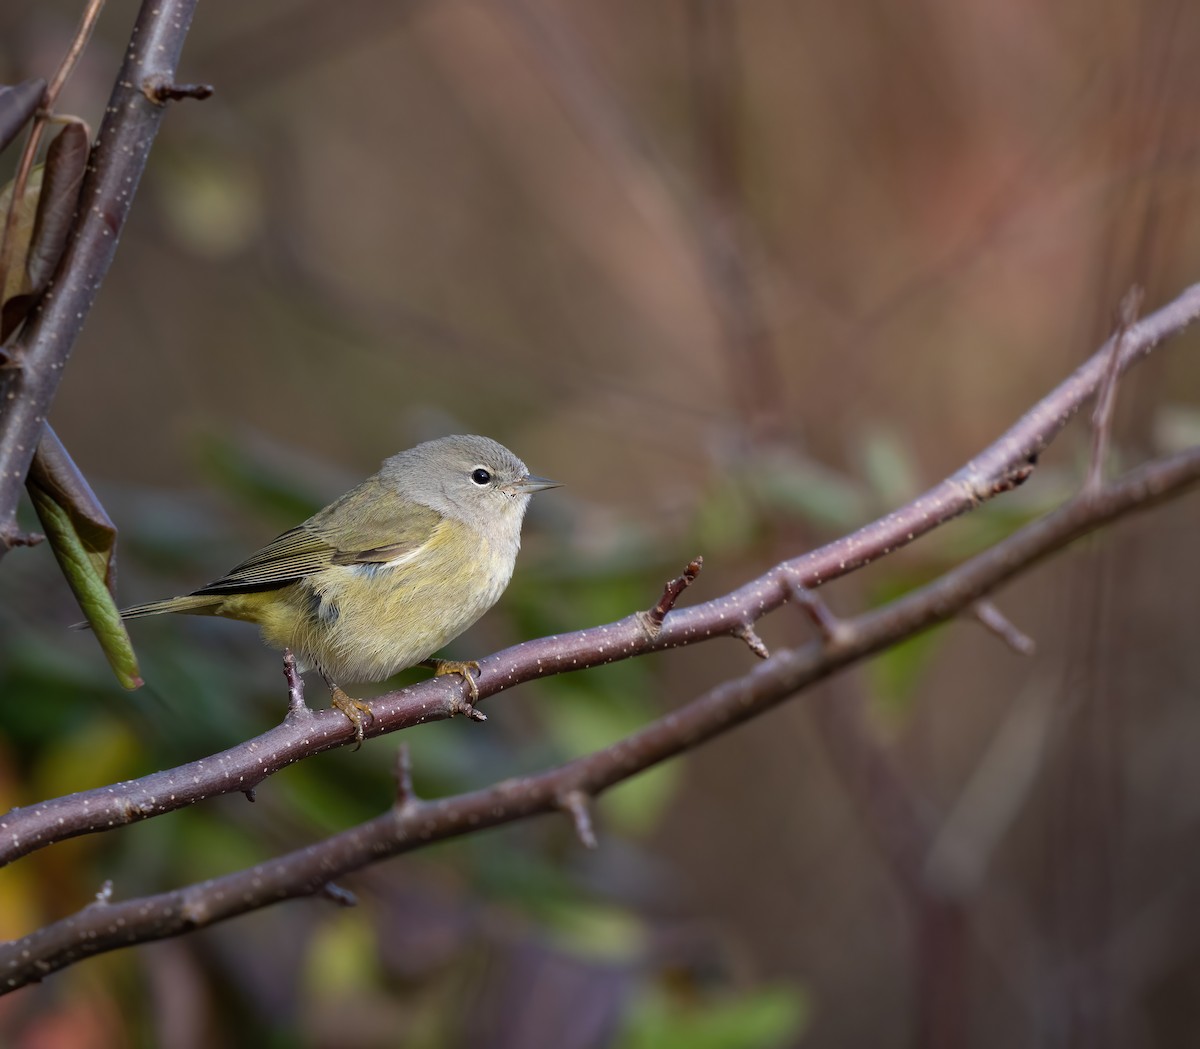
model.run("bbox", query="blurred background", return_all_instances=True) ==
[3,0,1200,1046]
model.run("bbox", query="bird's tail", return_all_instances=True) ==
[117,594,225,620]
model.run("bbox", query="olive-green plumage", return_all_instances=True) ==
[119,435,559,694]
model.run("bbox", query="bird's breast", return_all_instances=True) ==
[284,519,519,683]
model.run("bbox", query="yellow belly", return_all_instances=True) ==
[220,525,516,684]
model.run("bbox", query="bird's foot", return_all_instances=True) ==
[329,686,375,749]
[424,658,486,720]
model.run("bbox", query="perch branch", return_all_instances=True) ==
[2,282,1200,865]
[2,443,1197,991]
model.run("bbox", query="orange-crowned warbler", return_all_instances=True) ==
[118,435,559,741]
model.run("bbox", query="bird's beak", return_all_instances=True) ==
[509,474,562,494]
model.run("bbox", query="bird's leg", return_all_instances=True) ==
[320,669,374,748]
[422,658,485,720]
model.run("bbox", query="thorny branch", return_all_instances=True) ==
[2,283,1200,872]
[2,441,1199,991]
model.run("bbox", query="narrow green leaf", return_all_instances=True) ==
[27,428,142,690]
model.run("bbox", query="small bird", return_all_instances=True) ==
[118,435,560,742]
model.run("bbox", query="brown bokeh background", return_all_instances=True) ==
[2,1,1200,1046]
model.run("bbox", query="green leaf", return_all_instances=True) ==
[619,984,810,1049]
[748,449,868,531]
[28,428,142,690]
[858,426,920,510]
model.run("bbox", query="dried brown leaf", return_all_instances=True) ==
[26,120,89,292]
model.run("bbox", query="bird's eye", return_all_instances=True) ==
[470,467,492,486]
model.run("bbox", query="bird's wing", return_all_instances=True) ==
[193,478,444,595]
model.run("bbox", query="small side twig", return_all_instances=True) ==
[1087,286,1144,494]
[558,789,598,849]
[640,556,703,637]
[0,526,44,551]
[142,76,215,104]
[786,579,852,648]
[282,649,308,717]
[319,883,357,908]
[732,623,770,659]
[450,695,487,723]
[971,600,1036,656]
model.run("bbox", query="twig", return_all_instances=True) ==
[558,789,598,849]
[971,601,1036,656]
[640,556,703,636]
[319,883,357,907]
[281,649,307,716]
[732,623,770,659]
[786,580,852,648]
[1087,286,1144,493]
[142,77,215,104]
[3,444,1197,991]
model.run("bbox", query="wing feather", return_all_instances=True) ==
[192,476,444,596]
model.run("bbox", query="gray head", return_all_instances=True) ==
[382,435,559,536]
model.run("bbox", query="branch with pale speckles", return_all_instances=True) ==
[3,442,1199,992]
[2,283,1200,872]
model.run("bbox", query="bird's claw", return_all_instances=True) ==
[330,686,375,749]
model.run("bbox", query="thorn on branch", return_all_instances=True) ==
[954,457,1038,506]
[732,623,770,660]
[559,789,598,849]
[786,579,853,648]
[0,525,44,550]
[394,744,417,809]
[1088,285,1143,494]
[142,75,215,105]
[451,695,488,723]
[994,457,1038,494]
[93,880,113,905]
[320,883,358,908]
[971,600,1036,656]
[640,556,703,637]
[242,789,256,804]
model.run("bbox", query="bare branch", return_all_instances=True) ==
[2,282,1199,866]
[3,444,1197,991]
